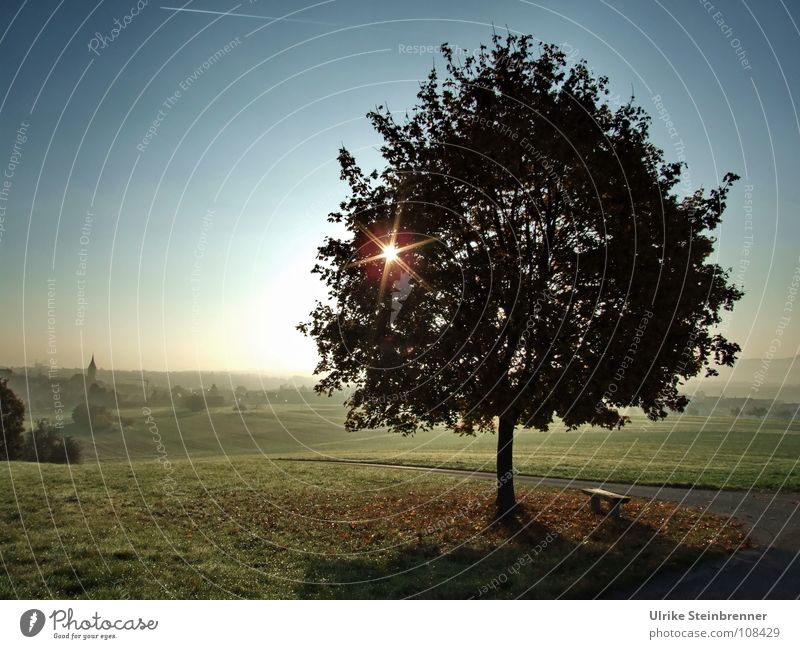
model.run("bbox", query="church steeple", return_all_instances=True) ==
[87,354,97,384]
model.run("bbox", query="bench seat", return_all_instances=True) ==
[580,487,631,518]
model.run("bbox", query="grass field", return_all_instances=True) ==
[62,403,800,490]
[0,458,746,599]
[2,403,784,599]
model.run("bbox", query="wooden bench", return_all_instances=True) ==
[581,488,631,519]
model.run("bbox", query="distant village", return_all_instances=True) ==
[0,357,336,432]
[2,357,798,433]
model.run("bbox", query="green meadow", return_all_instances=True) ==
[2,403,789,599]
[0,458,746,599]
[64,404,800,490]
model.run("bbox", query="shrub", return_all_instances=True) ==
[23,420,82,464]
[183,394,206,411]
[72,403,112,430]
[0,378,25,461]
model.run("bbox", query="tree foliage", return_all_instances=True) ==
[300,34,742,511]
[72,403,112,431]
[1,381,82,463]
[23,420,83,464]
[183,394,206,412]
[0,378,26,461]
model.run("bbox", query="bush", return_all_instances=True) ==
[0,378,25,461]
[746,406,768,419]
[72,403,112,430]
[23,420,82,464]
[183,394,206,411]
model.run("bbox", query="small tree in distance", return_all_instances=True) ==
[300,34,742,517]
[0,378,26,461]
[23,420,83,464]
[183,394,206,412]
[72,403,112,431]
[1,381,83,463]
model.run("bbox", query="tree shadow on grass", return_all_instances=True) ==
[559,514,734,599]
[297,513,558,599]
[297,510,722,599]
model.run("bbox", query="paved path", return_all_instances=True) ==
[285,459,800,599]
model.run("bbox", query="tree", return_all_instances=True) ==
[300,34,742,517]
[205,384,225,407]
[183,394,206,411]
[88,382,115,407]
[746,405,768,419]
[72,403,111,430]
[23,420,82,464]
[0,378,26,461]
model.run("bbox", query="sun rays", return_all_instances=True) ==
[346,224,435,306]
[381,243,399,261]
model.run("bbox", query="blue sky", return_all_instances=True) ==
[0,0,798,375]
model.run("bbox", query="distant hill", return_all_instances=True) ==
[10,356,799,401]
[685,354,800,399]
[5,366,317,391]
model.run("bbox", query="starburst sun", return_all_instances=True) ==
[382,244,399,261]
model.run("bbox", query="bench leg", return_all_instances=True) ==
[609,500,623,519]
[589,495,603,514]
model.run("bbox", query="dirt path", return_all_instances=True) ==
[282,459,800,599]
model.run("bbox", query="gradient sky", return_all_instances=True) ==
[0,0,798,376]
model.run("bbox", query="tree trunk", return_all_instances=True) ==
[496,412,516,517]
